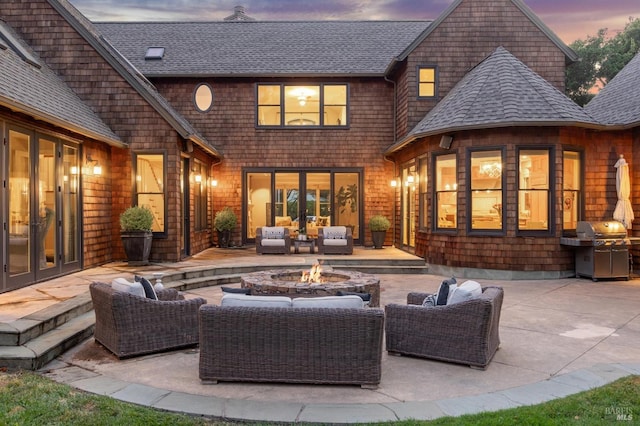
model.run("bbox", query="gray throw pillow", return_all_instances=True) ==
[436,277,456,305]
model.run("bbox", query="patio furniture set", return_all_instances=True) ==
[256,225,353,255]
[89,276,504,387]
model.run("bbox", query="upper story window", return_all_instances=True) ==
[418,66,437,98]
[194,83,214,112]
[563,150,582,231]
[470,150,504,232]
[435,153,457,230]
[257,84,348,127]
[518,149,551,233]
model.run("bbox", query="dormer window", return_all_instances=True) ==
[145,47,165,60]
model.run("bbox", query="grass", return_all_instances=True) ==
[0,371,638,425]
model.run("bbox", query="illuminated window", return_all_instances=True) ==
[470,150,504,231]
[193,160,208,230]
[435,153,457,229]
[563,150,582,231]
[194,83,213,112]
[135,153,165,233]
[257,84,348,127]
[418,156,429,230]
[518,149,550,232]
[418,66,437,98]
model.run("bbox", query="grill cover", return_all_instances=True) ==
[576,221,627,239]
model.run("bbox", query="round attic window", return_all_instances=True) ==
[194,83,213,112]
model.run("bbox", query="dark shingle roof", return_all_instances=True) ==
[584,51,640,128]
[0,20,121,145]
[387,47,599,154]
[48,0,219,156]
[95,21,432,77]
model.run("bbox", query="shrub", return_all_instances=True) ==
[119,206,153,232]
[214,207,237,231]
[369,214,391,231]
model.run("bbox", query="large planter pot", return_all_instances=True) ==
[217,230,232,248]
[371,230,387,249]
[121,230,153,265]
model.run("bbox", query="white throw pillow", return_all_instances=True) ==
[291,295,364,309]
[447,280,482,305]
[111,278,145,298]
[221,294,292,308]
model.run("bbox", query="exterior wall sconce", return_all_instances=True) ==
[86,154,102,176]
[390,178,398,187]
[211,179,218,187]
[194,174,202,183]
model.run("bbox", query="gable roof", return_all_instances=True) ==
[48,0,220,157]
[95,20,432,77]
[584,51,640,128]
[390,0,578,70]
[386,47,599,154]
[0,20,121,146]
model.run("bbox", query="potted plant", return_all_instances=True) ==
[119,206,154,265]
[369,214,390,249]
[214,207,237,248]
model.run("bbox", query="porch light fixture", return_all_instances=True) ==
[211,179,218,187]
[390,178,398,187]
[86,154,102,176]
[194,174,202,183]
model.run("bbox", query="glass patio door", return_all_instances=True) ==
[245,170,357,242]
[401,163,416,250]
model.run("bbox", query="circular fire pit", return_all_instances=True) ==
[241,269,380,307]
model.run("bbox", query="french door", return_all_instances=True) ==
[2,125,80,293]
[244,169,361,243]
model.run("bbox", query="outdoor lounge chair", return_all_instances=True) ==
[256,226,291,254]
[317,226,353,255]
[90,281,207,358]
[384,286,503,369]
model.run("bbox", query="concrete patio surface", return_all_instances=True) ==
[2,247,640,423]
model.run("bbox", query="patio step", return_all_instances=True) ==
[0,311,95,370]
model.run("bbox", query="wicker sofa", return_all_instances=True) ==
[90,281,207,358]
[384,286,503,369]
[199,296,384,387]
[255,226,291,254]
[317,226,353,255]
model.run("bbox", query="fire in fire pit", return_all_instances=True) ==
[301,263,324,283]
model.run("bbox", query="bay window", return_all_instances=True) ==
[470,150,504,231]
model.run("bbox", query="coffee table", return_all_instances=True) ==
[293,238,315,254]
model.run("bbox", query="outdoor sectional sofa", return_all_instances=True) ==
[199,294,384,387]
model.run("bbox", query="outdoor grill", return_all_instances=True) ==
[570,220,630,281]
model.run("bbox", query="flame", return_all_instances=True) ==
[301,263,324,283]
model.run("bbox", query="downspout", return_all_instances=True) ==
[383,75,398,248]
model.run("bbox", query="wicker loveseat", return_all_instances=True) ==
[255,226,291,254]
[317,225,353,255]
[199,295,384,387]
[384,286,503,369]
[90,281,207,358]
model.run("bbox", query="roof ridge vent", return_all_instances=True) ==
[224,5,256,21]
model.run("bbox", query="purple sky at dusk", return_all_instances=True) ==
[69,0,639,44]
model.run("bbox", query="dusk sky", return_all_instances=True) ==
[68,0,639,44]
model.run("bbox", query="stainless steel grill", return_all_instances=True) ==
[573,220,629,281]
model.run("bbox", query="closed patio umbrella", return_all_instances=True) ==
[613,154,634,229]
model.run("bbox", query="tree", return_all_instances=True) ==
[566,18,640,106]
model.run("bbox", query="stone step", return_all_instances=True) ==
[0,311,95,370]
[0,292,93,347]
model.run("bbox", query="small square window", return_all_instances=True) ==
[145,47,165,60]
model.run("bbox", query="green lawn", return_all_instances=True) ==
[0,371,637,425]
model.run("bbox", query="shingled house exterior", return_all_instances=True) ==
[0,0,638,293]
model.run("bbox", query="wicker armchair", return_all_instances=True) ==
[385,286,503,369]
[90,281,207,358]
[317,226,353,255]
[255,226,291,254]
[199,305,384,387]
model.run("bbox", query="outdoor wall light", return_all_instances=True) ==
[194,174,202,183]
[390,178,398,187]
[85,154,102,176]
[211,179,218,187]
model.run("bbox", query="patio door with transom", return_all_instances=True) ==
[245,170,361,243]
